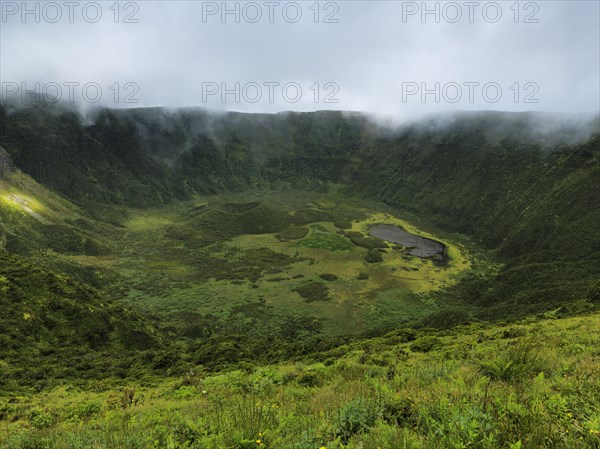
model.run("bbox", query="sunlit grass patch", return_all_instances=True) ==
[314,199,336,209]
[0,185,46,220]
[295,229,354,252]
[125,213,174,232]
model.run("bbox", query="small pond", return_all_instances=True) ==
[369,224,446,258]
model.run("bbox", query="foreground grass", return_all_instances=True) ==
[1,313,599,448]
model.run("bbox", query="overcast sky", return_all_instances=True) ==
[1,1,599,120]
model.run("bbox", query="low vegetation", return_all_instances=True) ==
[1,314,598,448]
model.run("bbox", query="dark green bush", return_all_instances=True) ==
[411,336,443,353]
[345,231,388,250]
[294,281,330,302]
[383,396,416,426]
[421,309,472,329]
[365,249,383,263]
[275,225,309,241]
[333,219,352,229]
[320,273,338,281]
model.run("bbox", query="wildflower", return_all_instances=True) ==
[590,429,599,435]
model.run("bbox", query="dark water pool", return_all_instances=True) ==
[369,224,445,258]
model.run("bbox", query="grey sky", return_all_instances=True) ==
[1,1,598,120]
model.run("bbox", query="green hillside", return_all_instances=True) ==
[1,313,599,448]
[0,102,598,447]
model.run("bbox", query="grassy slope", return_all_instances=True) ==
[0,170,172,391]
[1,313,598,448]
[0,250,169,392]
[1,106,598,447]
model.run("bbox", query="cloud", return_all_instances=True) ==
[1,0,598,120]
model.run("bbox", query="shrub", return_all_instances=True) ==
[107,386,143,409]
[501,327,527,339]
[173,385,197,400]
[335,397,382,442]
[296,370,324,387]
[67,401,101,420]
[294,281,330,302]
[479,339,550,382]
[391,328,417,343]
[334,219,352,229]
[411,336,443,353]
[320,273,338,281]
[421,309,471,329]
[383,396,416,426]
[365,249,383,263]
[345,231,388,250]
[28,409,53,429]
[275,225,309,241]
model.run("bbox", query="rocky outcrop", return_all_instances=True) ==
[0,147,15,179]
